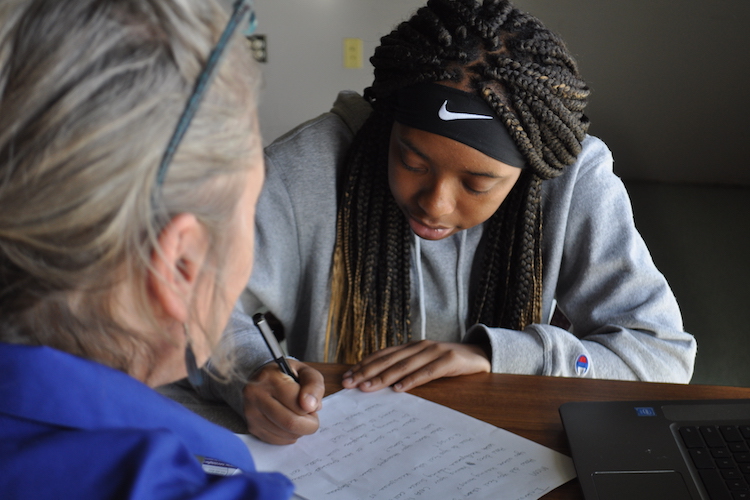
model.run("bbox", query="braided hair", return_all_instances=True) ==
[327,0,590,363]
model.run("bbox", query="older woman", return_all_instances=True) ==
[0,0,292,498]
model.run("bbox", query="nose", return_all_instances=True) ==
[417,178,455,219]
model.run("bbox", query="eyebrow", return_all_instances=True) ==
[397,135,504,179]
[466,169,502,179]
[398,135,432,163]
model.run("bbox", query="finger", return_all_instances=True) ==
[259,372,321,424]
[242,367,320,444]
[289,360,325,413]
[244,388,321,444]
[391,344,491,392]
[256,363,313,416]
[343,341,421,376]
[358,348,440,391]
[244,403,306,445]
[343,341,429,381]
[345,343,409,374]
[390,351,460,392]
[345,342,440,391]
[242,387,306,444]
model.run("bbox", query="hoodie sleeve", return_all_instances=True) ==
[189,130,326,414]
[191,93,370,410]
[465,136,697,383]
[187,119,311,412]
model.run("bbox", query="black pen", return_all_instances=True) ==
[252,312,300,383]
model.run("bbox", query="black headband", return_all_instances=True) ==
[394,83,525,169]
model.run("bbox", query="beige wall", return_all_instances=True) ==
[253,0,423,145]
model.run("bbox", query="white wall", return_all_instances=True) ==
[253,0,750,186]
[253,0,423,145]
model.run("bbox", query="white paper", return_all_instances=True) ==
[239,388,576,500]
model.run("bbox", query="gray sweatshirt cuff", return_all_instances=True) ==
[463,323,544,375]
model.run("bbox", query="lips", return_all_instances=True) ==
[408,216,453,240]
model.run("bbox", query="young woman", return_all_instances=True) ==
[0,0,294,498]
[198,0,696,445]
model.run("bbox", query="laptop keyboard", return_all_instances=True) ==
[679,424,750,500]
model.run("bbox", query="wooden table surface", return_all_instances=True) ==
[308,363,750,499]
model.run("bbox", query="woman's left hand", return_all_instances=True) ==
[341,340,491,392]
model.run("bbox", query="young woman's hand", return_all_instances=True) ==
[241,359,325,445]
[341,340,491,392]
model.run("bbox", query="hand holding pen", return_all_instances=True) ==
[253,312,299,383]
[241,313,325,445]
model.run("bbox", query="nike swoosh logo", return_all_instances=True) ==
[438,100,493,121]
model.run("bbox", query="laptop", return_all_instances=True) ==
[559,399,750,500]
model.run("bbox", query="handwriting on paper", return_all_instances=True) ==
[240,388,575,500]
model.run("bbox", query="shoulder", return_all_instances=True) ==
[542,135,618,204]
[540,134,633,251]
[253,93,370,252]
[561,135,614,181]
[260,92,372,217]
[329,90,373,132]
[264,91,371,168]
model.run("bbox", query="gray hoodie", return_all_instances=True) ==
[198,92,696,414]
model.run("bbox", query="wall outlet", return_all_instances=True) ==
[343,38,363,69]
[247,34,267,63]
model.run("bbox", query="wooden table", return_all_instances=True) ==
[309,363,750,499]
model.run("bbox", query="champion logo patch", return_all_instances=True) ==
[575,354,589,376]
[438,100,493,121]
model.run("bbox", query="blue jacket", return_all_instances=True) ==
[0,342,293,499]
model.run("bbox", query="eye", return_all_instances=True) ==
[463,178,496,195]
[464,184,490,195]
[399,150,426,173]
[402,161,423,173]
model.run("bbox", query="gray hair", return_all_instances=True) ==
[0,0,260,377]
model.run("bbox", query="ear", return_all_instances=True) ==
[149,213,210,324]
